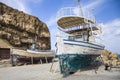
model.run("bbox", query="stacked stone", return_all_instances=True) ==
[101,50,111,66]
[0,2,51,50]
[101,50,120,67]
[101,50,111,61]
[110,53,120,67]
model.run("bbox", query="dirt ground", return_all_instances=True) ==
[0,62,120,80]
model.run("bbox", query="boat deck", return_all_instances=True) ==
[56,7,95,29]
[66,26,98,34]
[57,16,94,29]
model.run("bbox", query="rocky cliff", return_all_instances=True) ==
[0,2,51,50]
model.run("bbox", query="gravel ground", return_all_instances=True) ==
[0,62,120,80]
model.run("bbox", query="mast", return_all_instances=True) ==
[78,0,83,17]
[89,9,95,42]
[77,0,85,41]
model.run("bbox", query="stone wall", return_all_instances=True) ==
[0,2,51,50]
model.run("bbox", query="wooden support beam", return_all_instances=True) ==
[11,55,14,66]
[31,56,33,65]
[50,55,56,72]
[10,48,14,66]
[40,59,42,64]
[45,56,48,63]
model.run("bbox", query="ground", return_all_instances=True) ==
[0,62,120,80]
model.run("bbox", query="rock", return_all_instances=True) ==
[109,53,118,59]
[101,50,111,58]
[0,59,12,68]
[100,50,120,68]
[0,2,51,50]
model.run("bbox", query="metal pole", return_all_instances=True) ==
[89,23,95,42]
[78,0,85,41]
[78,0,83,16]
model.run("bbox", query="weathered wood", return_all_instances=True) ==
[40,59,42,64]
[45,56,48,63]
[12,48,55,57]
[49,56,56,72]
[31,57,33,65]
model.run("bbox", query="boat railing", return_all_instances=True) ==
[56,7,95,23]
[63,34,104,47]
[27,49,55,52]
[58,23,99,32]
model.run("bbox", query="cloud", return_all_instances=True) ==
[68,0,105,21]
[47,0,105,28]
[27,0,42,4]
[83,0,104,9]
[103,19,120,28]
[0,0,42,14]
[45,15,58,49]
[102,19,120,36]
[115,29,120,35]
[74,0,104,13]
[0,0,30,13]
[46,16,56,27]
[101,19,120,53]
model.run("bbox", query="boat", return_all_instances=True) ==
[56,0,105,74]
[11,43,55,65]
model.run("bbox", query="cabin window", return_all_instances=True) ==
[68,36,75,40]
[75,35,82,39]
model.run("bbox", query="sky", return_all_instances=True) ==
[0,0,120,54]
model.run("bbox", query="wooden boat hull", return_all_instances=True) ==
[11,49,55,65]
[57,39,104,74]
[58,54,100,74]
[63,39,104,54]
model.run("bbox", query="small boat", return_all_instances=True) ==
[56,0,105,74]
[11,44,55,65]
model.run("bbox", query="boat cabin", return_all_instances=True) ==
[67,26,99,42]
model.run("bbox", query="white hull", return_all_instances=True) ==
[12,48,55,57]
[57,39,104,55]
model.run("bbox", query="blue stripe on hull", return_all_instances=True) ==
[64,39,105,48]
[64,43,104,50]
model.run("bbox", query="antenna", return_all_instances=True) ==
[77,0,80,6]
[77,0,83,16]
[77,0,85,41]
[92,8,96,23]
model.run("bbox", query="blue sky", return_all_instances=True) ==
[1,0,120,54]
